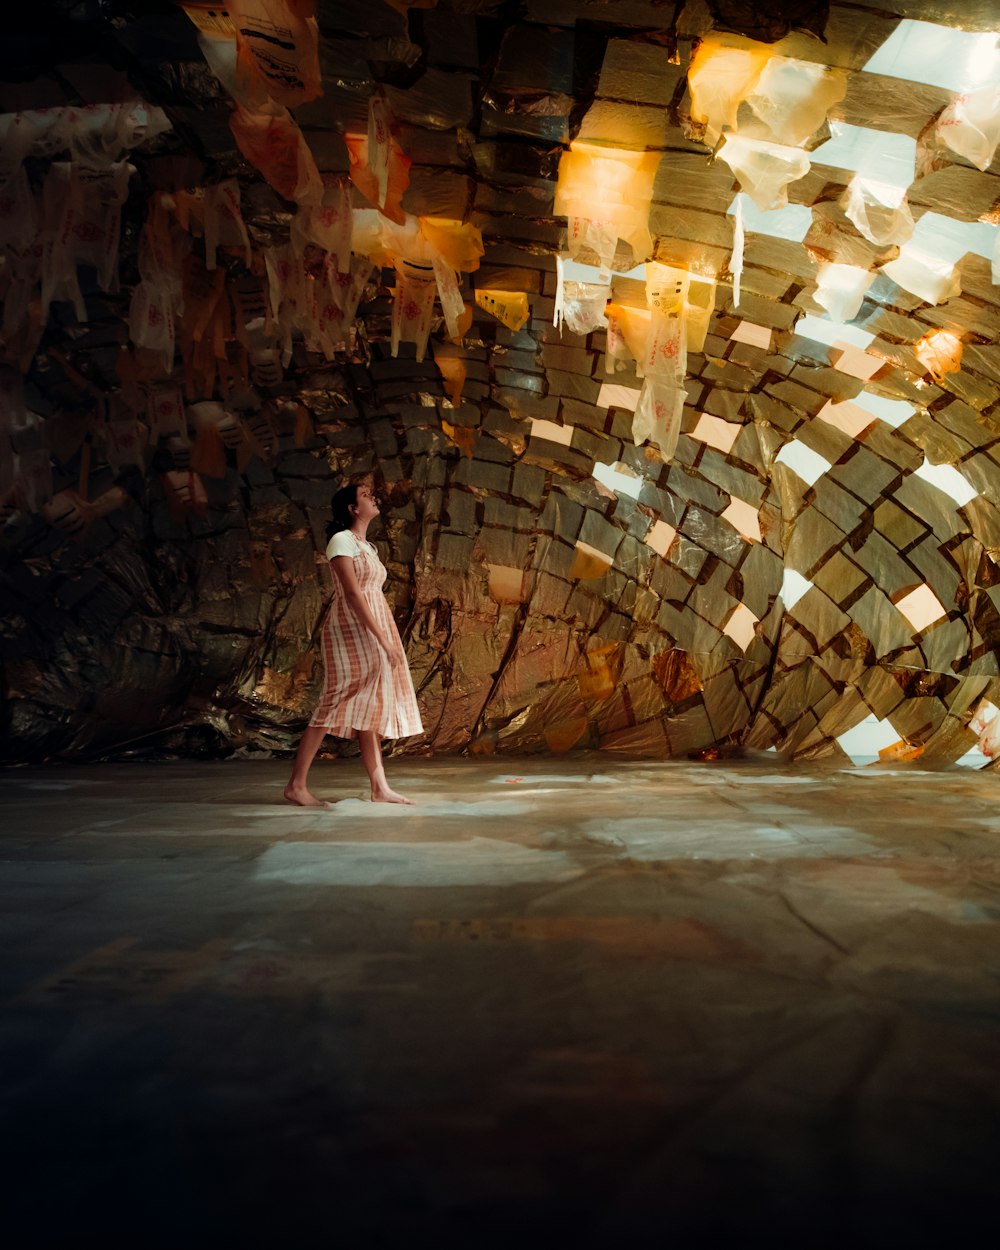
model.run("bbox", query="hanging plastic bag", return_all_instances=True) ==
[202,180,252,270]
[431,256,466,339]
[419,216,484,274]
[474,288,529,331]
[730,194,745,308]
[745,57,847,148]
[687,40,771,144]
[644,263,688,382]
[41,161,132,320]
[937,83,1000,172]
[881,244,962,305]
[147,385,188,443]
[345,111,411,226]
[554,143,658,273]
[291,175,352,273]
[841,175,914,247]
[230,100,323,205]
[554,256,610,335]
[632,377,685,462]
[813,263,875,322]
[605,302,651,375]
[226,0,321,108]
[391,266,437,360]
[718,134,809,211]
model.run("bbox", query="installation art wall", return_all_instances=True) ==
[2,0,1000,766]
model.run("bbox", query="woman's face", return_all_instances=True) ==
[352,484,380,523]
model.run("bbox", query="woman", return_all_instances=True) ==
[284,481,423,807]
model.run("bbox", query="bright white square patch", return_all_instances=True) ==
[817,398,876,439]
[530,418,573,446]
[723,602,759,652]
[895,584,947,632]
[692,412,740,454]
[644,519,677,557]
[775,440,831,487]
[721,496,762,543]
[730,321,772,350]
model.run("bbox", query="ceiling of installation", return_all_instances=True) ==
[2,0,1000,765]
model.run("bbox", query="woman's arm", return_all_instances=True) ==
[330,556,405,668]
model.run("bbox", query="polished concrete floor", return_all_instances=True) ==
[2,755,999,1247]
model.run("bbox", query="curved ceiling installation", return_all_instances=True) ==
[1,1,1000,765]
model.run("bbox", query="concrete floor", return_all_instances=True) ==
[2,755,999,1247]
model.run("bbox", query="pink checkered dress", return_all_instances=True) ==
[309,530,423,739]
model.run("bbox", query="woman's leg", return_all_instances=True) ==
[284,723,331,807]
[358,730,415,804]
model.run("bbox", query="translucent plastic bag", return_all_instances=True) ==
[813,263,875,322]
[391,268,437,360]
[345,99,411,225]
[842,176,914,247]
[291,176,352,273]
[687,40,770,144]
[420,217,484,274]
[881,245,962,305]
[202,180,251,270]
[745,57,847,147]
[229,101,322,205]
[632,377,685,461]
[226,0,321,108]
[0,163,38,254]
[555,142,659,273]
[554,255,610,335]
[718,134,809,211]
[644,264,688,382]
[605,303,651,375]
[937,83,1000,172]
[474,288,529,331]
[41,161,132,320]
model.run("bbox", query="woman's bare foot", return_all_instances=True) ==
[371,786,415,805]
[283,783,332,809]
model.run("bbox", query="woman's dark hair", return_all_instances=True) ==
[326,483,359,540]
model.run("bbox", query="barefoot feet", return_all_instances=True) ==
[283,783,332,809]
[371,786,416,805]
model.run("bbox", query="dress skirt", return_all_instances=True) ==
[309,533,423,740]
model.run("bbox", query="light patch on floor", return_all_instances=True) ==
[254,838,585,887]
[579,816,868,860]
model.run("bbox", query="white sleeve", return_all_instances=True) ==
[325,531,357,559]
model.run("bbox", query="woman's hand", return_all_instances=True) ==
[382,640,406,670]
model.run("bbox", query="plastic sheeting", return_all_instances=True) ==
[717,135,810,212]
[744,57,846,148]
[229,101,323,205]
[687,41,771,144]
[936,84,1000,173]
[554,143,659,274]
[225,0,322,108]
[841,177,914,247]
[554,254,610,335]
[813,263,875,323]
[41,162,132,321]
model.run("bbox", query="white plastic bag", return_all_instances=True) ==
[717,134,809,211]
[555,143,659,273]
[881,245,962,305]
[813,263,875,323]
[632,377,685,461]
[687,41,770,145]
[745,57,847,147]
[42,161,132,320]
[937,83,1000,172]
[842,176,914,247]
